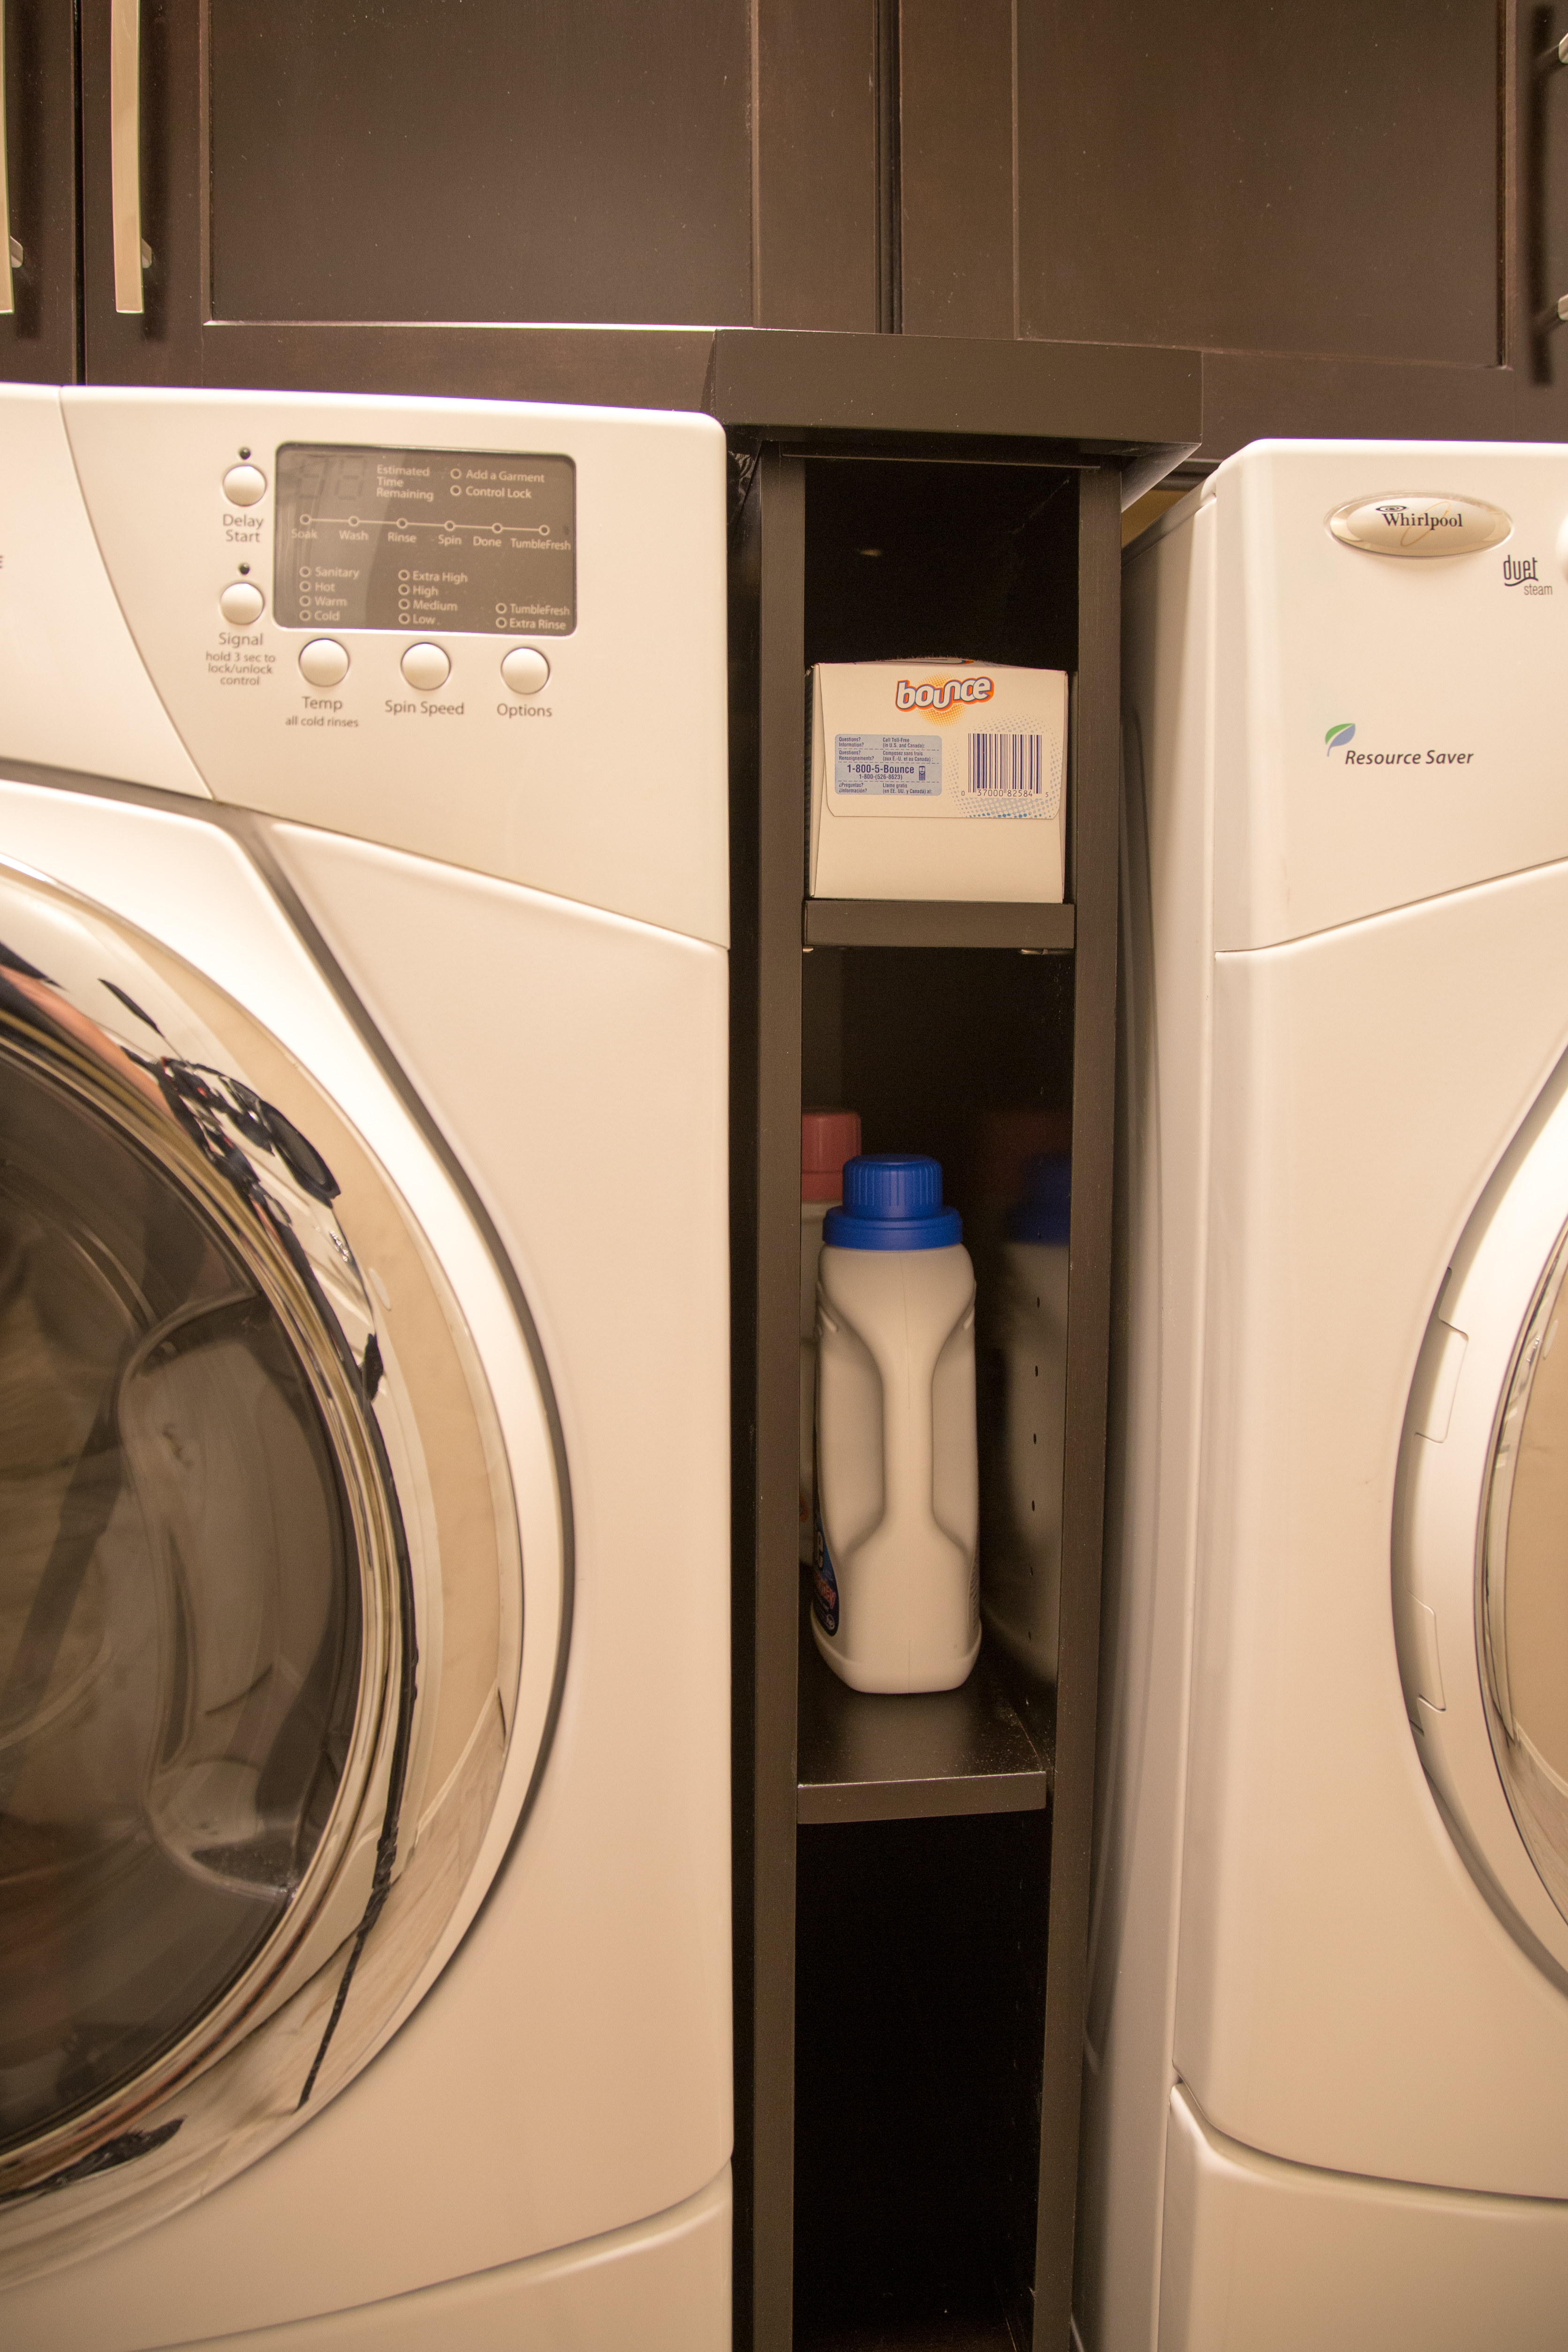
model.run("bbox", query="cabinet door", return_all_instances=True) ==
[888,0,1568,456]
[1522,2,1568,440]
[0,0,78,383]
[76,0,883,399]
[1009,0,1525,453]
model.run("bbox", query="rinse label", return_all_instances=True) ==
[273,444,576,634]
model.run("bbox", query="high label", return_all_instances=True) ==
[1328,493,1511,558]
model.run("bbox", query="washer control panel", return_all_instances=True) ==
[273,443,576,636]
[32,387,727,945]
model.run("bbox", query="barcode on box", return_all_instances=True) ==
[968,731,1044,795]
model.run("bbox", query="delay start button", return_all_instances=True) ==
[299,638,349,687]
[401,641,451,690]
[222,462,267,507]
[500,645,550,697]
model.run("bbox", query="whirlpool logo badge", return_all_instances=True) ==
[1325,721,1356,755]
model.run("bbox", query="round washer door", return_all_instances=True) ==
[1397,1046,1568,1982]
[0,863,564,2284]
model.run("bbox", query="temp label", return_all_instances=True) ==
[834,731,941,796]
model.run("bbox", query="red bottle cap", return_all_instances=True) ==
[802,1108,862,1203]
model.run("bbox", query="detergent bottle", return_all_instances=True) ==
[812,1154,979,1693]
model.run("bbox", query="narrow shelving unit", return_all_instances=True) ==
[726,337,1197,2352]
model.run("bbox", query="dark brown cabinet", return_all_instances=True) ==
[1015,0,1518,449]
[53,0,893,399]
[14,0,1568,462]
[895,0,1568,456]
[0,0,79,384]
[206,3,754,330]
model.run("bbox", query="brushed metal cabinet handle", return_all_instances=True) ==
[0,4,14,315]
[111,0,146,313]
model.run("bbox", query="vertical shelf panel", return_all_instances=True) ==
[1030,464,1122,2352]
[733,448,809,2352]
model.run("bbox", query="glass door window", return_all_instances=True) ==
[0,1043,364,2152]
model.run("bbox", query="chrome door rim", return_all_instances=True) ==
[0,859,556,2289]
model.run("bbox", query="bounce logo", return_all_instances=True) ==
[1325,721,1356,755]
[896,675,994,712]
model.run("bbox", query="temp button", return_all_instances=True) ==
[219,580,265,625]
[500,645,550,697]
[299,638,349,687]
[401,641,451,690]
[222,462,267,507]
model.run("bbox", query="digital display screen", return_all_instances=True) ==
[273,444,576,636]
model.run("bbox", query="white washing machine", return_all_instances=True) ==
[0,386,731,2349]
[1081,443,1568,2352]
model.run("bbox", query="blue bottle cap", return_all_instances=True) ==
[1007,1152,1071,1246]
[823,1154,962,1251]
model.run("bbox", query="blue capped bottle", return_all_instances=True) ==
[812,1154,979,1692]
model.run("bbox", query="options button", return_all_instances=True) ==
[500,645,550,697]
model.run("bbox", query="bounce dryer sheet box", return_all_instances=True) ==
[809,660,1068,903]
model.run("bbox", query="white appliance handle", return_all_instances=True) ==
[111,0,146,313]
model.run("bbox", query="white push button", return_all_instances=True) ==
[299,638,349,687]
[222,463,267,507]
[219,580,265,625]
[500,645,550,696]
[401,641,451,690]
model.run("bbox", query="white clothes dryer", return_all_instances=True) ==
[1083,442,1568,2352]
[0,386,731,2350]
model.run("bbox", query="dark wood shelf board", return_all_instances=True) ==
[795,2315,1017,2352]
[710,327,1201,453]
[803,899,1075,953]
[196,327,1198,483]
[796,1598,1052,1824]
